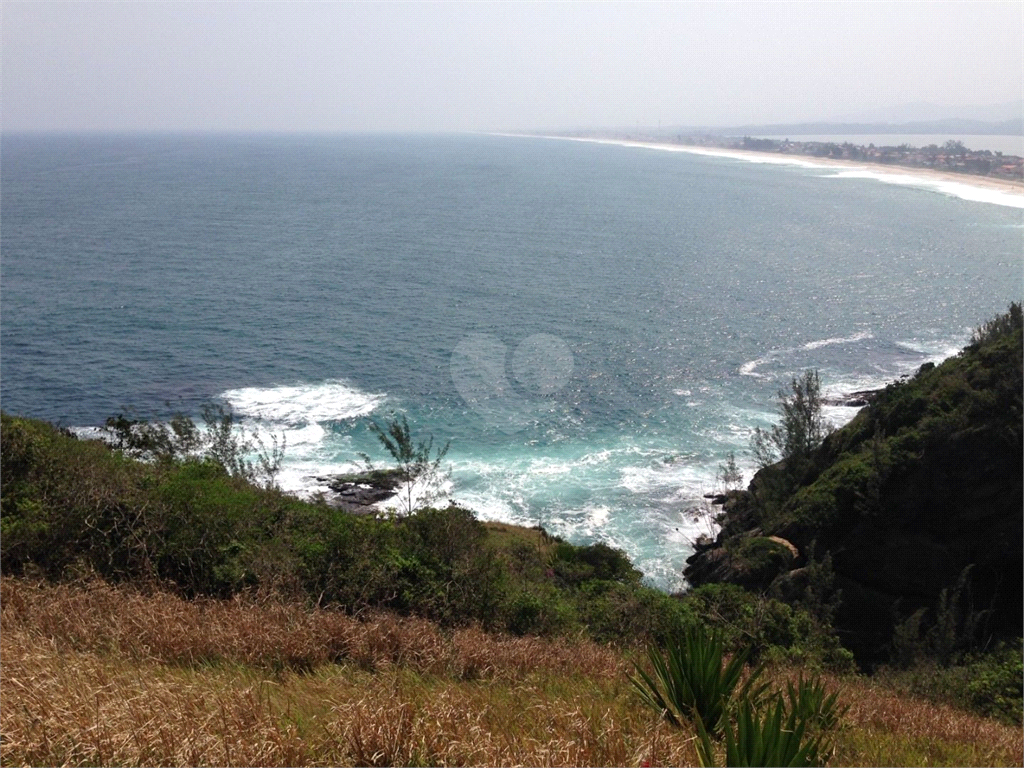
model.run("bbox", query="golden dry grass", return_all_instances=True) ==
[0,576,623,680]
[2,577,1020,767]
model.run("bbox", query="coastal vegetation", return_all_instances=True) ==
[1,304,1021,766]
[687,303,1022,667]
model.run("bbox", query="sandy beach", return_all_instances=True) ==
[511,134,1024,208]
[677,142,1024,192]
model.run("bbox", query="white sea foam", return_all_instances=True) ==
[803,331,874,350]
[275,458,363,498]
[284,422,328,448]
[826,169,1024,209]
[221,380,384,424]
[742,330,875,377]
[619,458,720,496]
[588,505,611,528]
[70,426,110,442]
[739,355,772,377]
[895,338,969,363]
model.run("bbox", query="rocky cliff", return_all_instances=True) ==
[686,305,1023,665]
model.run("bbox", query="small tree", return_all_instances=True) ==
[751,370,831,475]
[717,451,743,492]
[104,404,285,489]
[363,414,451,516]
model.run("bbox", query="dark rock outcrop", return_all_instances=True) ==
[821,389,882,407]
[314,468,404,515]
[685,534,799,592]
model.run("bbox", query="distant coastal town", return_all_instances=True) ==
[584,132,1024,184]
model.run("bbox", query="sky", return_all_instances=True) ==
[2,0,1022,133]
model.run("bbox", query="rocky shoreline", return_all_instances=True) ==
[313,468,403,515]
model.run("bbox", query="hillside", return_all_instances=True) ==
[1,308,1022,765]
[3,576,1021,767]
[686,305,1023,665]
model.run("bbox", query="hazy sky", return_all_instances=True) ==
[3,1,1022,133]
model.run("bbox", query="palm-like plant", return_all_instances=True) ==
[784,675,848,732]
[630,626,765,734]
[694,695,827,767]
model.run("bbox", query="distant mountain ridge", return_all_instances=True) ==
[715,117,1023,137]
[832,100,1024,125]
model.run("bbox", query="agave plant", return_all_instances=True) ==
[630,626,766,734]
[694,696,827,767]
[784,675,848,732]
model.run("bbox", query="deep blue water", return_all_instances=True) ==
[3,133,1021,588]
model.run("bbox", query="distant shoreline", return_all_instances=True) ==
[499,133,1024,203]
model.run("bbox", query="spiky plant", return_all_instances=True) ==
[630,626,765,734]
[784,675,848,732]
[694,695,827,767]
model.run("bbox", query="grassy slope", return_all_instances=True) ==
[3,577,1020,768]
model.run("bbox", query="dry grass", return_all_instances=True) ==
[833,672,1023,767]
[0,576,623,680]
[2,577,1021,767]
[0,577,691,766]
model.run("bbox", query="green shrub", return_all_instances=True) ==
[502,585,576,637]
[683,583,854,673]
[574,580,696,644]
[964,641,1023,725]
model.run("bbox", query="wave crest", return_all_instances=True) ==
[221,380,384,425]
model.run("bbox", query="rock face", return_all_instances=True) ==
[314,468,404,515]
[821,389,882,408]
[686,311,1023,665]
[685,534,799,592]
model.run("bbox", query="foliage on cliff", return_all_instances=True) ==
[1,407,853,673]
[686,304,1023,666]
[0,411,696,644]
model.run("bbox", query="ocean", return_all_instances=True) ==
[2,132,1021,590]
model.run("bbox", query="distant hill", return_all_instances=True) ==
[646,102,1024,139]
[715,117,1023,137]
[832,100,1024,125]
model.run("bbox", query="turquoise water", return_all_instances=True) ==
[2,133,1021,589]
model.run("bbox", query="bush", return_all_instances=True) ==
[964,641,1023,725]
[551,540,641,587]
[876,640,1023,725]
[574,580,696,644]
[682,583,855,673]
